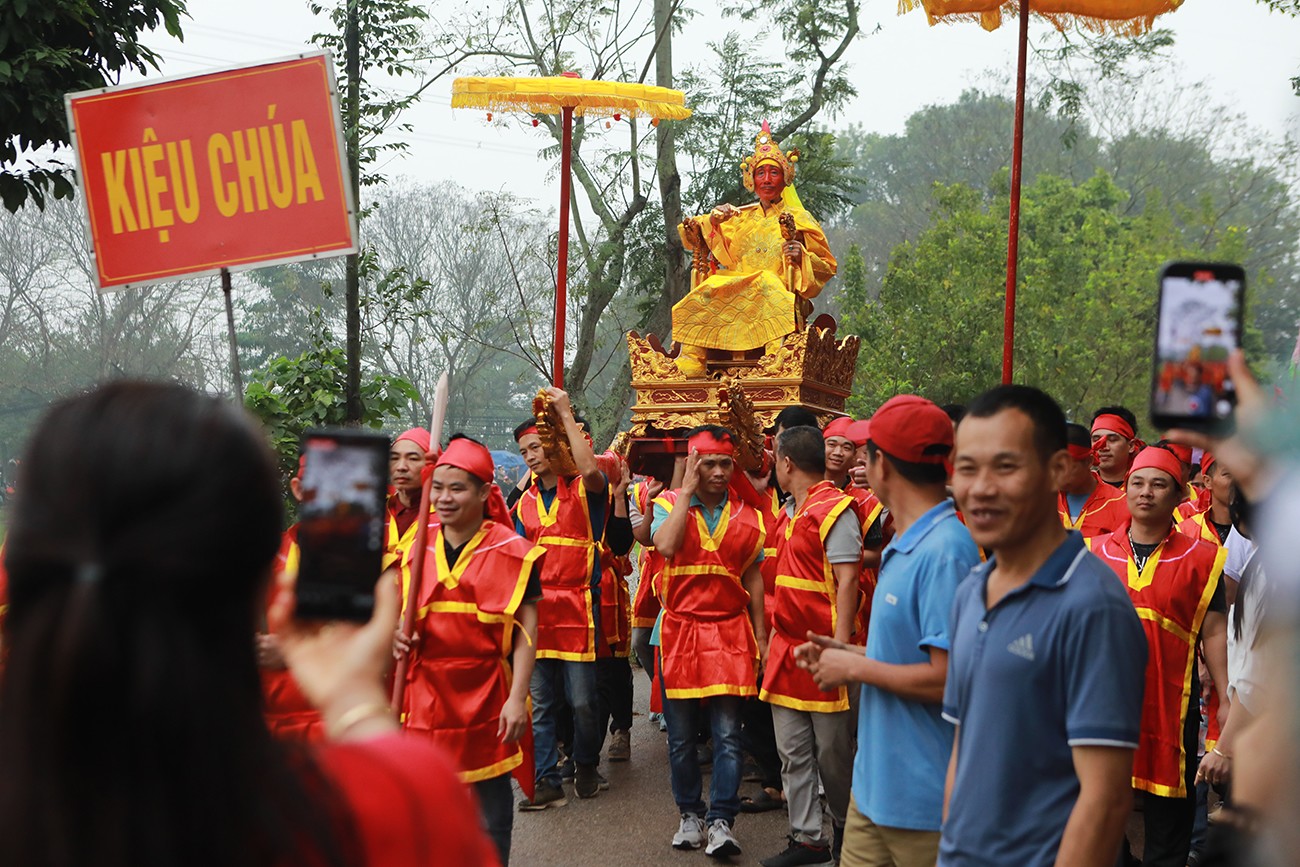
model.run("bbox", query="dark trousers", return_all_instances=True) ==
[473,773,514,866]
[596,654,634,750]
[741,694,783,791]
[1121,707,1200,867]
[631,626,655,682]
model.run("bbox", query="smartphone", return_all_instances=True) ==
[1151,261,1245,434]
[294,428,390,621]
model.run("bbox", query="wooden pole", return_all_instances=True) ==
[390,373,449,712]
[1002,1,1030,385]
[554,105,574,388]
[221,268,244,402]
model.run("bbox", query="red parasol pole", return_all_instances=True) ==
[1002,1,1030,385]
[554,104,574,388]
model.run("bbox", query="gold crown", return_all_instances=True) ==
[740,120,799,192]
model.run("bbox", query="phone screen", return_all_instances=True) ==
[1151,262,1245,432]
[294,429,389,621]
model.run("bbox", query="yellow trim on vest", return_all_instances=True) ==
[774,575,830,594]
[666,683,759,699]
[1125,540,1169,592]
[662,564,741,577]
[759,688,849,713]
[433,525,489,590]
[694,501,732,553]
[458,750,524,784]
[1133,607,1193,644]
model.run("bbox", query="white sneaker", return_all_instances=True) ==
[705,819,741,859]
[672,814,707,850]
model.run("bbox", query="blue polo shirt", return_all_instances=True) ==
[853,499,980,831]
[938,532,1146,867]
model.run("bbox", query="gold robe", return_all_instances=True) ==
[673,192,836,352]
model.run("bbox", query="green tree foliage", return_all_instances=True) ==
[0,0,186,211]
[243,343,417,487]
[845,171,1252,420]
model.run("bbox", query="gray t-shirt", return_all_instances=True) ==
[782,498,862,564]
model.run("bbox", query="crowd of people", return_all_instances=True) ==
[0,353,1292,867]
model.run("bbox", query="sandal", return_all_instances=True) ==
[739,788,786,813]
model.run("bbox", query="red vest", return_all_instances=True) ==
[385,495,425,572]
[630,481,663,629]
[761,480,858,712]
[260,526,325,742]
[515,476,600,661]
[654,489,764,699]
[1059,478,1129,538]
[1090,523,1226,797]
[598,543,632,657]
[401,520,543,783]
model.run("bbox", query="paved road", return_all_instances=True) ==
[509,663,1154,866]
[511,666,797,866]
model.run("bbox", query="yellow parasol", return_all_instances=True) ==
[900,0,1183,383]
[452,74,692,387]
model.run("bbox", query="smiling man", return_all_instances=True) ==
[940,385,1146,867]
[1090,406,1142,489]
[393,435,543,866]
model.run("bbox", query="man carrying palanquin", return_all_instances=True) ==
[673,121,836,377]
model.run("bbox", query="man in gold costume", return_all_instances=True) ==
[673,122,837,377]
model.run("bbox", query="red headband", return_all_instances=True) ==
[823,417,854,442]
[688,430,734,455]
[435,438,494,485]
[514,424,538,442]
[1200,451,1216,475]
[394,427,432,454]
[1066,443,1092,461]
[1165,443,1193,466]
[1127,447,1184,485]
[845,419,870,447]
[1090,414,1134,441]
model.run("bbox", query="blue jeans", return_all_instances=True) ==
[663,691,744,824]
[473,773,513,866]
[530,658,599,787]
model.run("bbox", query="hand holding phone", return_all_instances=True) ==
[1151,262,1245,434]
[294,428,390,622]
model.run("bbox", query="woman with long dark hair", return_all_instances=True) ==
[0,381,497,867]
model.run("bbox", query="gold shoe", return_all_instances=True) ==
[675,345,707,377]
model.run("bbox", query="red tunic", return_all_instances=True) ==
[630,481,663,629]
[654,490,764,699]
[1175,509,1230,748]
[597,544,633,657]
[1089,524,1226,797]
[385,494,425,572]
[262,525,325,743]
[317,734,502,866]
[761,480,858,713]
[400,520,543,784]
[514,476,601,661]
[1058,477,1129,538]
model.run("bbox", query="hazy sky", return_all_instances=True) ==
[141,1,1300,207]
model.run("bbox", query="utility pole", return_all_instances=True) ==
[344,0,363,423]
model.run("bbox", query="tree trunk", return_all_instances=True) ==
[654,0,688,340]
[344,0,363,424]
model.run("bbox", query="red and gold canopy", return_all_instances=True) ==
[899,0,1183,34]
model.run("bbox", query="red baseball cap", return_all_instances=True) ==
[845,419,871,447]
[868,395,952,465]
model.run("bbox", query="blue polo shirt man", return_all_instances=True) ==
[854,499,979,833]
[939,533,1146,866]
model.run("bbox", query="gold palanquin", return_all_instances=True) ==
[900,0,1183,34]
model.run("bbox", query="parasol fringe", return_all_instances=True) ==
[897,0,1178,34]
[451,77,692,121]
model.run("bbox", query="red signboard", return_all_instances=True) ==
[66,52,357,291]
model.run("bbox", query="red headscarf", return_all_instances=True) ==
[688,430,734,455]
[434,438,512,527]
[822,417,854,442]
[1127,446,1184,486]
[394,427,432,454]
